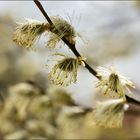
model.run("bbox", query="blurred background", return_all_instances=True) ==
[0,1,140,139]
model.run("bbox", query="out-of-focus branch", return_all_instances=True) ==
[126,95,140,105]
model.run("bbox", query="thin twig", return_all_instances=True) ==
[34,0,53,25]
[33,0,101,79]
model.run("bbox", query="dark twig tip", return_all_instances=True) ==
[33,0,53,25]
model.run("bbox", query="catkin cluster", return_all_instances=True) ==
[12,8,135,128]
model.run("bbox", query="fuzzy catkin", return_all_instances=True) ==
[13,19,50,49]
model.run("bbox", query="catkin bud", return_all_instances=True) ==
[49,56,79,86]
[46,16,76,48]
[13,19,50,49]
[91,98,129,128]
[96,66,135,98]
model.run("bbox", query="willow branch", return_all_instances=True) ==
[34,0,101,79]
[32,0,140,105]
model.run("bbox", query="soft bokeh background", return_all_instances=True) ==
[0,1,140,139]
